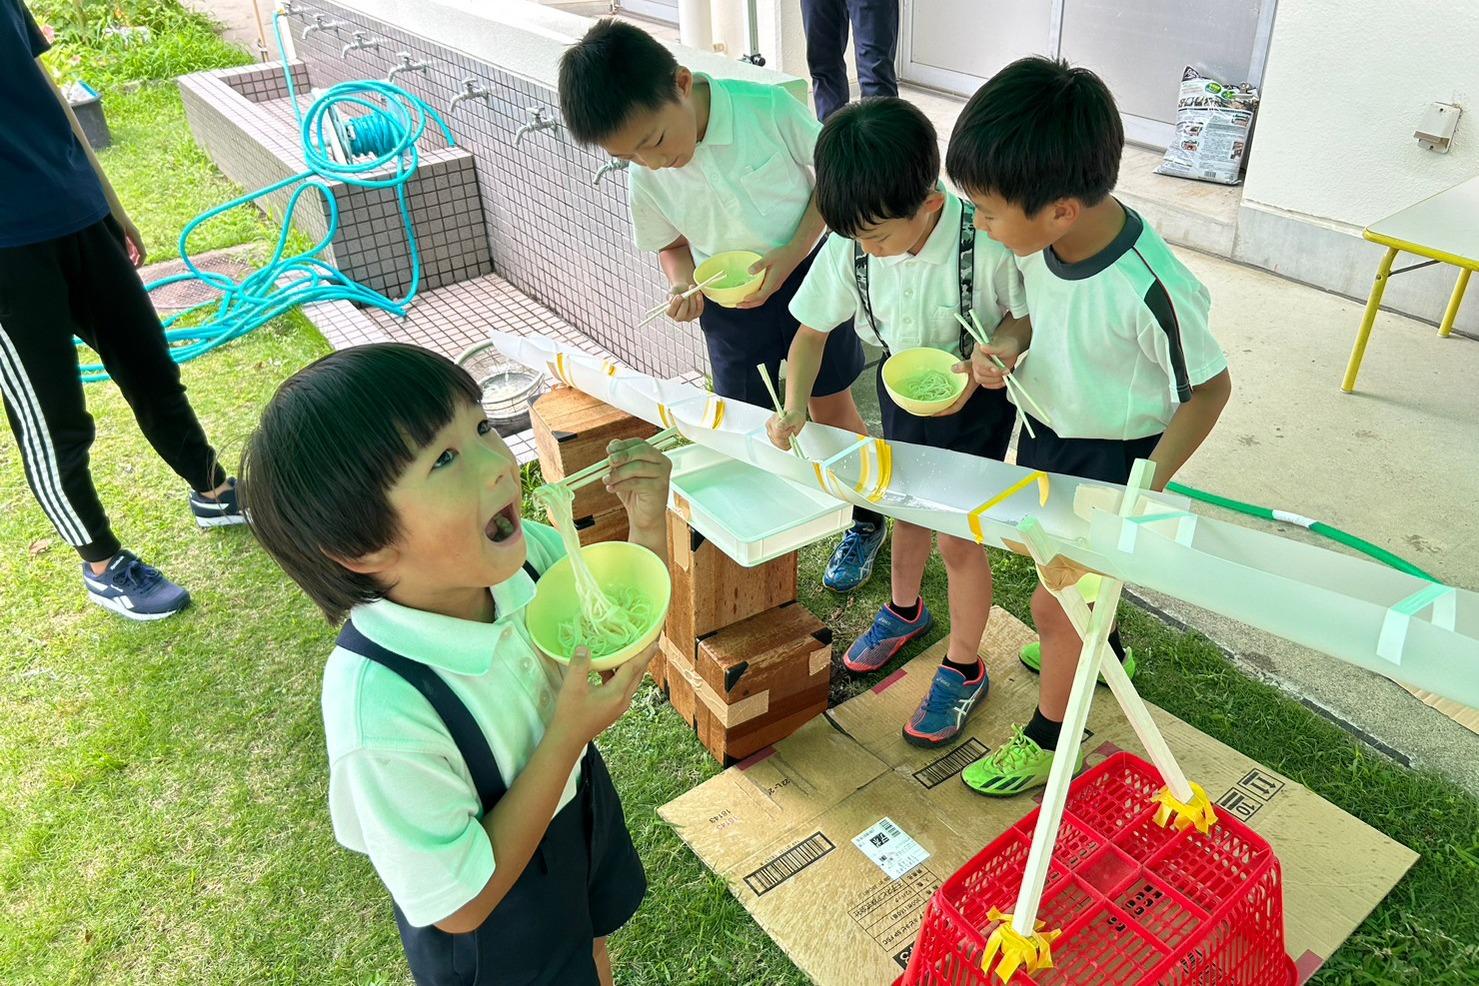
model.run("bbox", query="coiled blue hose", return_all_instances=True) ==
[79,12,454,383]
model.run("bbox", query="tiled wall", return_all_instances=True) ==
[285,1,708,379]
[177,61,492,301]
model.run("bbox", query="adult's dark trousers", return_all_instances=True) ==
[0,216,225,563]
[800,0,900,121]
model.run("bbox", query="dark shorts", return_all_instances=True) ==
[1013,416,1162,484]
[876,363,1015,460]
[698,243,866,403]
[395,744,644,985]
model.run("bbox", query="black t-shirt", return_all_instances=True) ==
[0,1,110,247]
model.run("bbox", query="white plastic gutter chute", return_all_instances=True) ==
[494,330,1479,709]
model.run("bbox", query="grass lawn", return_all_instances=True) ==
[3,10,1477,985]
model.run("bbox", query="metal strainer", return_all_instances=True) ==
[456,340,544,435]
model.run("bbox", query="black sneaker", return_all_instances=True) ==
[189,477,246,528]
[82,550,191,621]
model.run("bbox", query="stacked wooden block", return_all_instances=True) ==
[660,508,833,766]
[530,386,658,547]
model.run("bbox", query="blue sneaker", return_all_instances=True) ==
[823,521,886,593]
[189,477,247,528]
[903,661,989,748]
[844,601,934,673]
[82,551,191,621]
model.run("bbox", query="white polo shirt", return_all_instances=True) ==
[321,520,579,928]
[628,73,820,265]
[1014,206,1227,440]
[789,188,1026,352]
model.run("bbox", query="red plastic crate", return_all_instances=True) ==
[899,754,1294,986]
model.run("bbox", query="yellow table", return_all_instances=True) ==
[1342,175,1479,392]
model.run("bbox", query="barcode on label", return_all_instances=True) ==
[744,832,835,896]
[913,738,987,788]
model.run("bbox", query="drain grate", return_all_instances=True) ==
[142,248,258,313]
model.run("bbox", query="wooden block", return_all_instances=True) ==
[664,509,798,664]
[695,601,832,705]
[575,507,627,546]
[531,387,658,521]
[665,645,697,725]
[664,607,833,766]
[651,634,683,690]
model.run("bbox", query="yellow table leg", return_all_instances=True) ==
[1343,247,1398,393]
[1439,268,1470,337]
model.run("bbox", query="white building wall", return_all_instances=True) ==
[1235,0,1479,331]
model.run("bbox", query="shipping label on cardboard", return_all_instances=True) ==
[853,817,930,879]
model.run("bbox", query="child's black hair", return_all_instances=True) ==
[558,18,682,146]
[814,97,940,238]
[240,344,482,624]
[946,56,1123,216]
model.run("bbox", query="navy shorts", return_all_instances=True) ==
[698,244,865,403]
[1014,417,1162,484]
[877,363,1015,460]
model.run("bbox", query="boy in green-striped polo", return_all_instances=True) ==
[946,58,1233,797]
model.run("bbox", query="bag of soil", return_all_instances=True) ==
[1155,66,1260,185]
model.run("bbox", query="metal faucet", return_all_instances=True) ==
[449,78,491,114]
[301,14,342,40]
[386,53,429,85]
[277,1,299,18]
[591,158,629,186]
[341,31,381,58]
[515,108,561,145]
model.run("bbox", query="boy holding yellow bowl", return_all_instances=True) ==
[559,18,890,593]
[768,97,1028,750]
[240,344,670,986]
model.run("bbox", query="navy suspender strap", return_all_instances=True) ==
[333,559,544,815]
[851,199,977,360]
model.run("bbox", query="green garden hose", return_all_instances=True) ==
[1165,482,1440,583]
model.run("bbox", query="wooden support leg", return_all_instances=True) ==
[1342,247,1398,393]
[1006,461,1154,939]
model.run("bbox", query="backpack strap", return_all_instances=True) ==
[852,198,978,360]
[851,235,889,359]
[336,620,508,814]
[333,562,540,815]
[957,199,977,360]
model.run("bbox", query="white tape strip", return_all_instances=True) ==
[1272,509,1318,529]
[1376,582,1457,666]
[1116,511,1199,554]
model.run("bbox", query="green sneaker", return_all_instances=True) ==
[961,726,1085,797]
[1018,641,1137,683]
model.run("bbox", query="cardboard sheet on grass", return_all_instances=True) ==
[659,608,1416,985]
[1401,684,1479,734]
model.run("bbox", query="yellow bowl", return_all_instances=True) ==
[525,541,671,671]
[881,347,968,416]
[694,250,764,307]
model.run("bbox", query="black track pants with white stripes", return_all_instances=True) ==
[0,217,225,562]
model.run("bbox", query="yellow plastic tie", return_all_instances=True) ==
[967,471,1050,544]
[657,404,675,430]
[704,396,726,430]
[1153,781,1219,834]
[603,361,618,376]
[982,908,1061,983]
[867,439,893,502]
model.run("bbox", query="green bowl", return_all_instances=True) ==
[881,346,968,415]
[694,250,764,307]
[525,541,671,671]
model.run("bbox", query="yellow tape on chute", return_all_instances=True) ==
[704,397,726,430]
[967,471,1050,544]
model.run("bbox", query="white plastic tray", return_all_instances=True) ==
[666,443,853,567]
